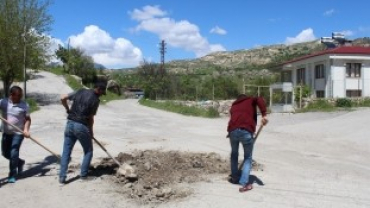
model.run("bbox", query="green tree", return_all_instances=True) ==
[0,0,53,96]
[55,46,97,84]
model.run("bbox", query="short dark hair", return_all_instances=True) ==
[94,82,107,95]
[237,94,248,100]
[10,86,23,95]
[94,82,106,90]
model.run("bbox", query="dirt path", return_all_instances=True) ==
[0,71,369,208]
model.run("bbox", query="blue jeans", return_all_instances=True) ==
[1,133,25,177]
[60,120,93,179]
[229,128,254,186]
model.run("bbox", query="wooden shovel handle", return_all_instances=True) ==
[0,116,60,159]
[92,137,121,167]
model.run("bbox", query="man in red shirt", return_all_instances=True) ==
[227,94,268,192]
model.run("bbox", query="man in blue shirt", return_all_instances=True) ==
[59,83,106,184]
[0,86,31,183]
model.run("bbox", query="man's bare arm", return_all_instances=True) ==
[60,94,70,113]
[23,115,31,138]
[88,116,94,137]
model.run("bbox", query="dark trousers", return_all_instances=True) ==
[1,133,25,177]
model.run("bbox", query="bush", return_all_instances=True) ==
[300,99,335,112]
[355,98,370,107]
[206,107,220,118]
[100,91,122,104]
[294,85,311,102]
[139,99,220,118]
[47,67,65,75]
[65,75,83,90]
[335,98,352,108]
[26,98,39,113]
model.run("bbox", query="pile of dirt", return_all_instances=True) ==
[90,150,227,203]
[90,150,263,204]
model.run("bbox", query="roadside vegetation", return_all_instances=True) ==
[297,98,370,113]
[100,91,122,104]
[64,74,83,90]
[0,0,53,97]
[48,66,123,104]
[26,98,39,113]
[296,99,336,113]
[139,99,220,118]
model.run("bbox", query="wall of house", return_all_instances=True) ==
[287,56,331,98]
[326,59,333,98]
[363,62,370,97]
[331,59,346,98]
[283,54,370,99]
[313,60,328,97]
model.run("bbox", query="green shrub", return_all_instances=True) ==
[139,99,220,118]
[206,107,220,118]
[335,98,352,107]
[65,75,83,90]
[294,85,311,102]
[355,98,370,107]
[100,91,122,104]
[26,98,39,113]
[47,67,65,75]
[301,99,335,112]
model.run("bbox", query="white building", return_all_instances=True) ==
[270,46,370,112]
[281,46,370,99]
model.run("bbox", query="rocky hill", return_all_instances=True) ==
[109,37,370,77]
[165,37,370,74]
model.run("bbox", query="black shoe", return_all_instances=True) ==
[228,176,240,185]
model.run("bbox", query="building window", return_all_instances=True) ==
[296,68,306,84]
[346,90,362,97]
[282,71,292,82]
[315,64,325,79]
[346,63,361,78]
[316,91,325,98]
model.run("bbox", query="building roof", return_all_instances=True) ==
[284,46,370,65]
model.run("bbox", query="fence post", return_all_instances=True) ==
[212,83,215,101]
[242,77,245,94]
[269,87,273,107]
[299,85,302,109]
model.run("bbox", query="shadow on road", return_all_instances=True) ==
[0,155,59,187]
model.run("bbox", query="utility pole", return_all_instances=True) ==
[67,38,70,74]
[22,0,27,99]
[23,25,27,99]
[159,40,166,76]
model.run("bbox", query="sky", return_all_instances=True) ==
[48,0,370,69]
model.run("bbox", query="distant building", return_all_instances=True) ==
[124,88,144,99]
[270,46,370,112]
[281,46,370,98]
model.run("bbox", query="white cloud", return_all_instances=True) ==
[69,25,142,68]
[323,9,335,16]
[129,5,167,21]
[47,37,64,63]
[130,6,226,57]
[338,30,355,37]
[210,26,227,35]
[285,28,316,45]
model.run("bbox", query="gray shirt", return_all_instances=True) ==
[0,98,30,135]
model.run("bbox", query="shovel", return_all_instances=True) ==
[0,116,61,159]
[92,136,137,179]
